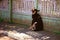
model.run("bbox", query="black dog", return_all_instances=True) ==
[29,9,43,31]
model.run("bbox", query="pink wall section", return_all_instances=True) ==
[0,0,8,10]
[12,0,34,15]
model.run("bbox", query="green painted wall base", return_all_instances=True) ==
[0,18,3,22]
[1,10,60,34]
[8,21,14,24]
[53,31,60,34]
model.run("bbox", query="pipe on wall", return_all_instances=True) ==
[9,0,13,23]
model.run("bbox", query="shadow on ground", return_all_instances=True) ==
[0,22,60,40]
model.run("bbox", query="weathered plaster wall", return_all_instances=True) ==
[0,0,33,26]
[38,0,60,33]
[0,0,10,22]
[0,0,60,33]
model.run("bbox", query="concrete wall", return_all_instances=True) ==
[0,0,60,33]
[38,0,60,33]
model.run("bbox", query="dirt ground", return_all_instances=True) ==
[0,22,60,40]
[0,36,15,40]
